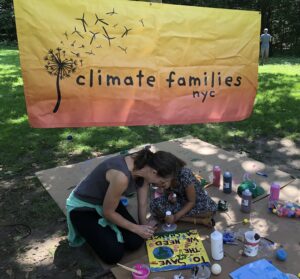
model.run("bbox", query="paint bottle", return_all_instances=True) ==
[210,230,224,260]
[241,189,252,213]
[268,182,280,208]
[223,171,232,194]
[213,166,221,187]
[162,211,177,232]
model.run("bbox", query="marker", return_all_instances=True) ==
[256,171,268,177]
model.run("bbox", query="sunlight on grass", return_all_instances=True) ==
[107,139,130,148]
[0,64,20,72]
[291,92,300,99]
[0,49,19,56]
[259,62,300,76]
[6,115,27,124]
[258,57,300,78]
[227,130,245,137]
[0,46,299,173]
[58,140,93,154]
[12,76,23,87]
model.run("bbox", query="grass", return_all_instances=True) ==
[1,45,300,178]
[0,44,299,277]
[0,44,300,228]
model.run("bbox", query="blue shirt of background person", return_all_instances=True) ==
[260,28,272,64]
[260,28,272,48]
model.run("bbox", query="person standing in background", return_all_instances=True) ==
[260,28,272,65]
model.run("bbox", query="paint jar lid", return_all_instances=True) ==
[243,189,252,196]
[166,210,172,216]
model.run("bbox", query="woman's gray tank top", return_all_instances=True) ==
[73,155,137,205]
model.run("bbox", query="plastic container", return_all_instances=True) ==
[212,166,221,187]
[162,211,177,232]
[132,264,150,279]
[196,265,211,279]
[223,171,232,194]
[243,231,260,257]
[120,197,128,207]
[241,189,252,213]
[268,182,280,208]
[210,230,224,260]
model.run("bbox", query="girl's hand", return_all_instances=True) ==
[135,224,155,239]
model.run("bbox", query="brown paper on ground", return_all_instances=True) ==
[250,180,300,274]
[35,136,294,216]
[115,186,300,279]
[35,136,298,275]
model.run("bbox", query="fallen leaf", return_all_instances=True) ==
[76,269,82,278]
[6,268,13,278]
[20,200,30,205]
[13,235,22,241]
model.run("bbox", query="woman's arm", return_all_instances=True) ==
[173,184,196,222]
[137,181,149,225]
[103,169,154,238]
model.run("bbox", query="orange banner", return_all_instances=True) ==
[14,0,261,127]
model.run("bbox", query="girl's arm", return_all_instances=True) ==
[173,184,196,222]
[137,180,149,225]
[103,169,154,239]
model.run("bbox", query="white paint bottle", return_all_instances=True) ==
[210,230,224,260]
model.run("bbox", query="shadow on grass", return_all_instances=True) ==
[245,72,300,138]
[1,48,300,276]
[0,46,20,69]
[0,69,299,176]
[265,56,300,65]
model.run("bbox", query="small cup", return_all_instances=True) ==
[132,264,150,279]
[244,231,260,257]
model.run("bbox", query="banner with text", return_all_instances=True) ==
[14,0,261,127]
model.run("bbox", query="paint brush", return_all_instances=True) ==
[204,183,213,189]
[227,218,250,227]
[116,263,143,275]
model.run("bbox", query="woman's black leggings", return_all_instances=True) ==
[70,202,144,264]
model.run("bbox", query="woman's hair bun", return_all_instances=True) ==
[133,146,154,170]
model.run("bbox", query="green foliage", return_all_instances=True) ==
[0,0,16,42]
[167,0,300,55]
[1,0,300,54]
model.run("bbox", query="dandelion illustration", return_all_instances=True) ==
[44,48,77,113]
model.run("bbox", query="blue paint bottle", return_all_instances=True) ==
[223,171,232,194]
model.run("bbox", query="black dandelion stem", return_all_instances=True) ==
[53,68,62,113]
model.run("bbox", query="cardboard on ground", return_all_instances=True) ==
[36,136,299,277]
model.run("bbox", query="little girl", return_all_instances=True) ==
[150,167,217,227]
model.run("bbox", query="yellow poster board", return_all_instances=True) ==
[14,0,261,127]
[146,229,210,272]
